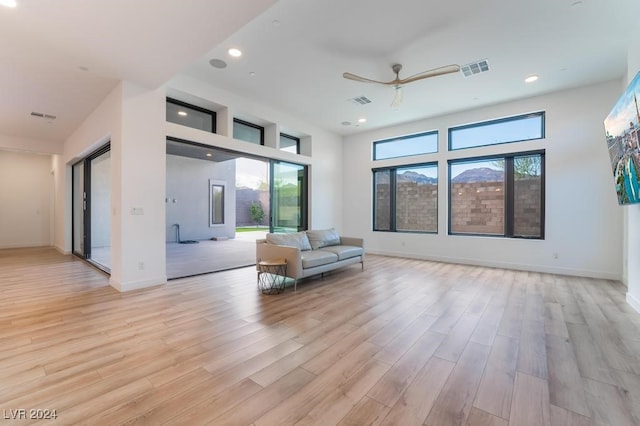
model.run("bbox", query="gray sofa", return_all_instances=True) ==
[256,228,364,291]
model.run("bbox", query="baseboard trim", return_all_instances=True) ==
[627,292,640,314]
[0,242,50,250]
[110,276,167,292]
[366,249,622,281]
[54,245,71,255]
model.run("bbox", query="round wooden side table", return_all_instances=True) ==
[257,258,287,294]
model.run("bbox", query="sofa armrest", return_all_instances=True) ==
[340,236,364,248]
[256,241,304,279]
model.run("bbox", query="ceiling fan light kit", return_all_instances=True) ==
[343,63,461,107]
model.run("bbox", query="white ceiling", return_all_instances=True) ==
[0,0,637,147]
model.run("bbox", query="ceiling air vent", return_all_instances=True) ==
[348,96,372,106]
[460,59,490,77]
[30,111,57,121]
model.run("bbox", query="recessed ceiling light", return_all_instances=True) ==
[78,66,89,72]
[228,48,242,58]
[249,71,256,77]
[206,153,213,157]
[571,1,583,7]
[178,111,187,116]
[0,0,17,8]
[272,19,281,27]
[209,58,227,69]
[525,75,539,83]
[341,121,352,126]
[358,118,367,123]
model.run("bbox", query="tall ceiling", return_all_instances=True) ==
[0,0,636,148]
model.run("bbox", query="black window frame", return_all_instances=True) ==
[448,149,545,239]
[233,118,265,145]
[372,161,439,234]
[280,133,300,154]
[166,97,216,133]
[448,111,545,151]
[373,130,438,161]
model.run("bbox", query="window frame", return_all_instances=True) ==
[209,181,225,226]
[372,161,439,234]
[448,111,545,151]
[448,149,545,239]
[166,97,217,133]
[280,133,300,154]
[373,130,438,161]
[233,118,265,145]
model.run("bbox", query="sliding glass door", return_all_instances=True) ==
[71,144,111,272]
[72,162,85,257]
[271,161,307,233]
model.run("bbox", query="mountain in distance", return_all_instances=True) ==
[377,168,503,184]
[397,170,437,184]
[451,167,504,183]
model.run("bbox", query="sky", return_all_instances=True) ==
[604,71,640,137]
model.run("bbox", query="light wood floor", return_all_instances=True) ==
[1,247,640,425]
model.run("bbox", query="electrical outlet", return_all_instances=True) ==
[138,262,144,270]
[553,252,558,259]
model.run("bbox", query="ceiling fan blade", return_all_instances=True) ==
[398,64,460,85]
[343,72,396,85]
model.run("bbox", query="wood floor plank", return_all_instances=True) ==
[295,358,391,425]
[566,323,616,386]
[434,314,480,362]
[611,369,640,425]
[544,302,570,338]
[466,407,508,426]
[425,342,491,426]
[473,335,518,419]
[509,372,551,426]
[582,377,636,426]
[2,249,640,426]
[517,320,548,379]
[337,396,390,426]
[545,334,589,417]
[380,356,455,426]
[367,331,446,407]
[549,404,593,426]
[212,368,316,426]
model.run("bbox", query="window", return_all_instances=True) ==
[209,181,225,226]
[280,133,300,154]
[373,131,438,160]
[449,151,544,238]
[373,163,438,233]
[449,112,544,150]
[166,98,216,133]
[233,119,264,145]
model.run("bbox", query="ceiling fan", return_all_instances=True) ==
[343,63,460,108]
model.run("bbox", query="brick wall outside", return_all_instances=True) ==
[375,182,437,231]
[513,177,542,237]
[376,177,541,235]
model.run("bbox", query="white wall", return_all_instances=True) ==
[54,81,168,292]
[0,150,53,248]
[343,80,623,279]
[166,154,236,241]
[624,24,640,313]
[0,134,62,155]
[54,82,121,254]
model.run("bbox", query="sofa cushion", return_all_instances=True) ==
[266,232,311,251]
[301,250,338,269]
[320,245,363,261]
[306,228,341,250]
